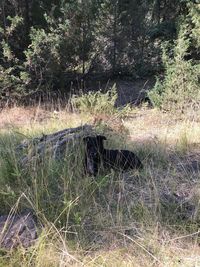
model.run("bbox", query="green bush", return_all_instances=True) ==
[0,10,89,101]
[71,84,131,117]
[0,16,27,104]
[148,9,200,113]
[71,84,117,115]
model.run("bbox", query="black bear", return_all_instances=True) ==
[83,135,143,176]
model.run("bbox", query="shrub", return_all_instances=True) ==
[71,85,117,115]
[0,16,27,105]
[148,8,200,113]
[71,84,131,117]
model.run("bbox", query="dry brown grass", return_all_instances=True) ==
[124,108,200,145]
[1,106,199,145]
[0,106,200,266]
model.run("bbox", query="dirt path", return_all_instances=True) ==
[115,78,155,106]
[83,77,155,106]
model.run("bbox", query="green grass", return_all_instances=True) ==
[0,107,200,266]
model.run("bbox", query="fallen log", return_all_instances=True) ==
[17,124,93,150]
[17,124,94,165]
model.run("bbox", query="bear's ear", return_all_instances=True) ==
[96,135,106,141]
[83,136,91,143]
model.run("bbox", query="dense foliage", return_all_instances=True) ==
[0,0,199,108]
[149,3,200,113]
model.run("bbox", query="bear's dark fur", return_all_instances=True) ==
[83,135,143,176]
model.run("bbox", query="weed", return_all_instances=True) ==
[71,84,131,118]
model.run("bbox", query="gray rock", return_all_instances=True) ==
[0,210,38,249]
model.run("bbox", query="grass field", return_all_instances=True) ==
[0,103,200,267]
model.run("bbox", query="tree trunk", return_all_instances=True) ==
[24,0,31,47]
[112,2,118,75]
[1,0,6,34]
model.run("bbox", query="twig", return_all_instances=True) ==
[117,232,163,266]
[168,230,200,242]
